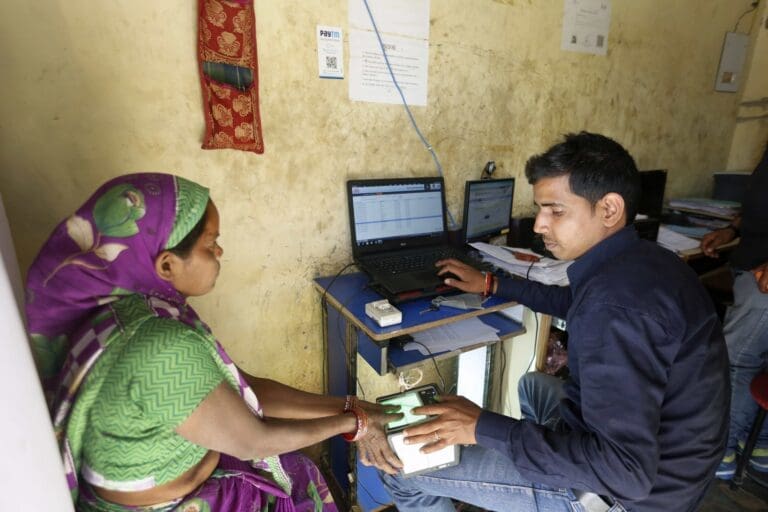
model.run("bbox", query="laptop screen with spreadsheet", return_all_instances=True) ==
[347,177,448,259]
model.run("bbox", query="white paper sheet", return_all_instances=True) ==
[656,226,701,253]
[561,0,611,56]
[348,0,430,105]
[470,242,573,286]
[404,317,499,355]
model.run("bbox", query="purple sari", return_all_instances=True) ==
[25,173,337,511]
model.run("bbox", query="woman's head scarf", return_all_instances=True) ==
[25,173,209,395]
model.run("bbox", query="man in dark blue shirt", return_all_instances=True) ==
[379,132,729,511]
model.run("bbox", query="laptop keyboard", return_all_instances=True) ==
[367,248,473,274]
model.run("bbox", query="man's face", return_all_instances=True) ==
[532,175,613,261]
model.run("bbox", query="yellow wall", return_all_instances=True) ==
[1,0,766,392]
[728,1,768,170]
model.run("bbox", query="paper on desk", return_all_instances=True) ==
[404,316,500,355]
[656,226,701,253]
[470,242,572,286]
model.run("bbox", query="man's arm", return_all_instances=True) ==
[700,215,740,258]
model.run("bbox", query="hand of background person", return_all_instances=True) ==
[700,228,737,258]
[356,402,403,474]
[402,395,483,454]
[752,262,768,294]
[435,258,486,294]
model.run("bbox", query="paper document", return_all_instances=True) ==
[404,317,499,355]
[470,242,572,286]
[656,226,701,253]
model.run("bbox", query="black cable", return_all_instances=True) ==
[734,1,759,33]
[524,260,539,374]
[320,262,357,394]
[408,340,447,392]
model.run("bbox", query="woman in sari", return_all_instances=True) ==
[26,173,400,511]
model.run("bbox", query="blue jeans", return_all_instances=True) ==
[380,373,625,511]
[723,270,768,455]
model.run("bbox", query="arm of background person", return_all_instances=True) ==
[700,216,740,258]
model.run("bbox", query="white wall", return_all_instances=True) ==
[0,193,73,511]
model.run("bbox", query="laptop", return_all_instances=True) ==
[462,178,515,244]
[347,177,467,303]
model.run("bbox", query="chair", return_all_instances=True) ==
[731,372,768,489]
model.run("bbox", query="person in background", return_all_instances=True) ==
[26,173,401,511]
[376,132,729,511]
[701,142,768,480]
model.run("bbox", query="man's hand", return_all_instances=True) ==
[752,263,768,294]
[700,227,737,258]
[356,402,403,474]
[435,259,486,294]
[402,395,483,454]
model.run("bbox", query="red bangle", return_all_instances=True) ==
[483,272,495,297]
[342,406,369,442]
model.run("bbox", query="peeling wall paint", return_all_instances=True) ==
[0,0,766,392]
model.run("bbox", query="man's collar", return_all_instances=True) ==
[566,225,639,290]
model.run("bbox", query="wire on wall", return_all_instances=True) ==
[733,1,760,33]
[361,0,457,228]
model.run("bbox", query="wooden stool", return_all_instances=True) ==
[732,372,768,489]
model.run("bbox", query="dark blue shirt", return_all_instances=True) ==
[476,226,729,512]
[731,145,768,270]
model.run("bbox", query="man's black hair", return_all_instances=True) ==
[167,206,209,258]
[524,131,641,224]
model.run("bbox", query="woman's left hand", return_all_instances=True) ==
[356,401,403,474]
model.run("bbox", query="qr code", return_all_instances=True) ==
[326,56,338,69]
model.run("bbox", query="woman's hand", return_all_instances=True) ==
[435,258,486,294]
[356,402,403,474]
[700,228,737,258]
[401,395,483,454]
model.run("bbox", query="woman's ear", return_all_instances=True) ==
[600,192,626,228]
[155,250,179,282]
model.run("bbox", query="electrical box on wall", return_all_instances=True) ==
[715,31,750,92]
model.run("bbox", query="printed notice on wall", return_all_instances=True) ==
[348,0,430,106]
[317,25,344,79]
[561,0,611,56]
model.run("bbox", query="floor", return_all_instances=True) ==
[699,470,768,512]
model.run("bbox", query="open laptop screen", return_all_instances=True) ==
[348,177,447,258]
[462,178,515,243]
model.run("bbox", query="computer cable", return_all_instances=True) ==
[524,260,540,374]
[407,340,447,393]
[320,262,357,394]
[361,0,457,229]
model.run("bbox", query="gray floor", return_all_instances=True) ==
[700,470,768,512]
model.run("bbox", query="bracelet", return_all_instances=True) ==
[482,271,495,297]
[343,394,358,413]
[342,406,369,442]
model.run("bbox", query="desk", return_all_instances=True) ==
[314,272,524,511]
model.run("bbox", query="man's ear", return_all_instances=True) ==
[155,250,180,282]
[600,192,626,228]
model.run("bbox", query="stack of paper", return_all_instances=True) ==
[656,226,701,253]
[404,317,500,355]
[667,198,740,219]
[470,242,572,286]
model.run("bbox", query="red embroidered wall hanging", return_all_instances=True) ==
[198,0,264,153]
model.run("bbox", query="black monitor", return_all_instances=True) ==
[462,178,515,243]
[637,170,667,217]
